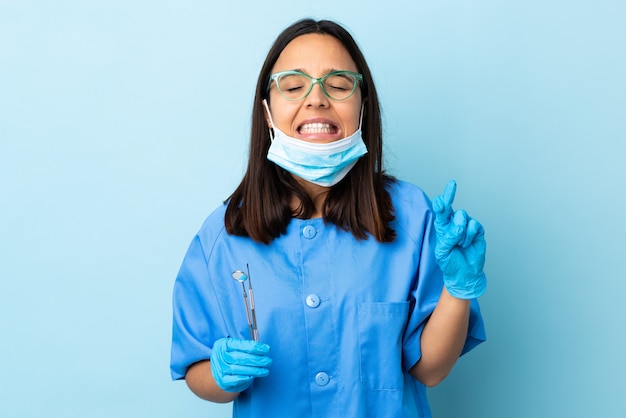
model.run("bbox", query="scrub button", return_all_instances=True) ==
[302,225,316,239]
[305,294,321,308]
[315,372,330,386]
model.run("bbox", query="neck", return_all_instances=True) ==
[291,177,329,219]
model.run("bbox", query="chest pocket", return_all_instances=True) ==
[358,302,410,391]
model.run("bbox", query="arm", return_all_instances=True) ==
[409,180,487,386]
[185,360,240,403]
[409,287,470,387]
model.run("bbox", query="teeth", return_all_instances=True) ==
[299,123,334,134]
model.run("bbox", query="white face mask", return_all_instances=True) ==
[263,100,368,187]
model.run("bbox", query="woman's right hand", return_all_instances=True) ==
[210,337,273,393]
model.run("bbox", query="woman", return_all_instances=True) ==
[171,18,486,417]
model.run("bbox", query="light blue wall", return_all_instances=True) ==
[1,1,624,416]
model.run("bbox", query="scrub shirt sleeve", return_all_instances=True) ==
[170,234,227,380]
[463,298,486,355]
[401,206,486,372]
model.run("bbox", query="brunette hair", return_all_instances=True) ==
[224,19,396,244]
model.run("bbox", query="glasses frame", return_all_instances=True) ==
[267,70,363,101]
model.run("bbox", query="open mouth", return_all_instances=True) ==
[298,122,338,135]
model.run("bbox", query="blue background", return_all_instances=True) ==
[1,1,624,416]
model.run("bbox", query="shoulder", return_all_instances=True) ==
[193,203,229,255]
[386,179,434,241]
[386,179,432,215]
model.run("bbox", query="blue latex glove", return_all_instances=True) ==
[210,337,272,393]
[432,180,487,299]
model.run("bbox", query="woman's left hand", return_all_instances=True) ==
[432,180,487,299]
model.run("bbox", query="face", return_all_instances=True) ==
[266,33,362,144]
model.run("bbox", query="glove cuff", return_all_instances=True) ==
[444,273,487,299]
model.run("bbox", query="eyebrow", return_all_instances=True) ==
[287,68,343,76]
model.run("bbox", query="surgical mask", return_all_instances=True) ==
[263,100,368,187]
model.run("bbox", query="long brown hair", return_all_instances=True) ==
[225,19,396,244]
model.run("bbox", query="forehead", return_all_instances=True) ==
[272,33,358,74]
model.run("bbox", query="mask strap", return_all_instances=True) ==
[262,100,276,141]
[358,103,365,130]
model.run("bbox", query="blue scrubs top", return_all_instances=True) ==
[171,180,485,418]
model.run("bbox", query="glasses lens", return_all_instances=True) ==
[276,73,311,100]
[274,71,360,101]
[323,73,358,100]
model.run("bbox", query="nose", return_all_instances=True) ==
[304,81,330,107]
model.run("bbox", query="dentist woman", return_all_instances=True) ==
[171,18,486,418]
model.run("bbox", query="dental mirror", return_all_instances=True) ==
[232,270,248,282]
[231,268,258,341]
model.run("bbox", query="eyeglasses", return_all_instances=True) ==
[267,70,363,101]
